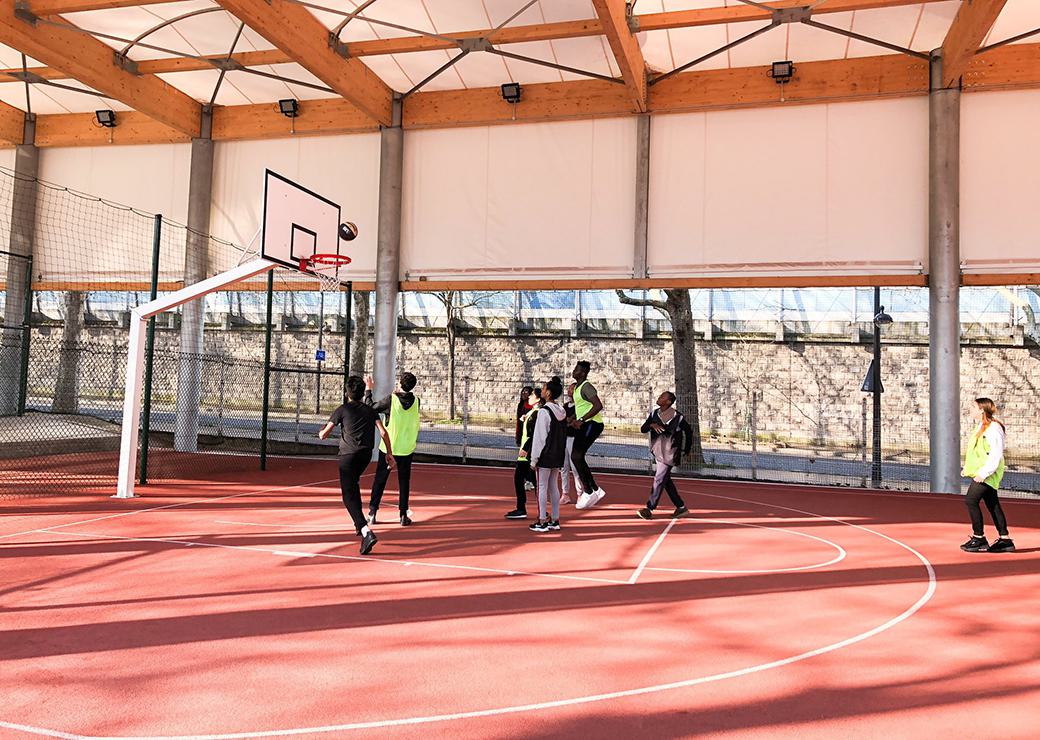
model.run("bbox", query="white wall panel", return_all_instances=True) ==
[649,99,928,277]
[211,134,381,280]
[35,143,191,283]
[962,89,1040,274]
[402,118,636,281]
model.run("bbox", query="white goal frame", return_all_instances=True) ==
[115,258,278,499]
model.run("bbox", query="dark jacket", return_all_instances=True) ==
[641,408,693,467]
[366,390,417,417]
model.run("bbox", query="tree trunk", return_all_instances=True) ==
[350,290,370,374]
[665,289,704,466]
[53,291,85,414]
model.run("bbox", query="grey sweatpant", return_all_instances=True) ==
[537,467,562,521]
[647,460,685,511]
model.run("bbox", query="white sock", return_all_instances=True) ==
[361,525,371,536]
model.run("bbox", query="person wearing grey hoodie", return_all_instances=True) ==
[636,391,692,520]
[528,376,569,533]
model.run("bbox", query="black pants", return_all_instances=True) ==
[965,480,1009,537]
[370,451,413,515]
[571,421,604,493]
[514,459,532,510]
[647,460,685,511]
[338,452,371,532]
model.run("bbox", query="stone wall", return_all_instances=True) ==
[23,324,1040,457]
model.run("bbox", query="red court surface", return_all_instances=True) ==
[2,461,1039,739]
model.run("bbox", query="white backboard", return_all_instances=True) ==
[261,170,342,273]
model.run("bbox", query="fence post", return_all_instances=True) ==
[343,281,353,394]
[294,372,302,444]
[648,387,656,473]
[217,356,226,437]
[260,271,274,470]
[16,256,33,416]
[750,390,759,480]
[138,214,161,484]
[462,376,469,464]
[860,396,868,488]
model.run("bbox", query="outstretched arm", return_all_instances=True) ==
[364,375,392,414]
[318,421,335,440]
[376,418,395,471]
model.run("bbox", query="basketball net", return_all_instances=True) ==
[299,253,352,293]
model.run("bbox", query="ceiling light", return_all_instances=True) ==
[769,61,795,84]
[95,109,116,128]
[278,99,300,118]
[500,83,522,104]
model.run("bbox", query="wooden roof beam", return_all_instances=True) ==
[592,0,647,112]
[941,0,1009,88]
[214,0,393,126]
[0,99,24,144]
[0,1,201,136]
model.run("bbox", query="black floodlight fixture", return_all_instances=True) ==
[278,98,300,118]
[95,109,116,128]
[501,82,522,104]
[769,60,795,84]
[873,307,894,327]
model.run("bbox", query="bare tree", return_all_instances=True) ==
[350,290,370,375]
[1022,287,1040,344]
[616,289,704,466]
[431,290,495,420]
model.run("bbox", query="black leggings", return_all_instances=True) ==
[370,451,413,515]
[514,459,532,510]
[338,452,371,532]
[965,480,1009,537]
[570,421,604,493]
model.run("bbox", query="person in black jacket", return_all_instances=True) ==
[505,388,542,520]
[636,391,692,520]
[514,385,536,492]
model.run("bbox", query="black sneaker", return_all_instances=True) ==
[636,508,653,520]
[987,538,1016,553]
[400,514,412,526]
[360,530,378,555]
[673,505,689,518]
[529,519,549,533]
[960,535,989,552]
[505,509,528,520]
[546,519,561,531]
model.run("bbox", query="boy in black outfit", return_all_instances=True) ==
[636,391,692,520]
[318,375,394,554]
[505,388,541,520]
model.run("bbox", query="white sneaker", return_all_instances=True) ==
[559,494,572,506]
[575,492,593,510]
[587,488,606,508]
[524,480,535,491]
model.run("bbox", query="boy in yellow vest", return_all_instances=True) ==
[365,372,420,526]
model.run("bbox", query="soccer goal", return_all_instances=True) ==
[115,171,358,498]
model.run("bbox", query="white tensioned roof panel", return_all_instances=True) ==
[987,0,1040,47]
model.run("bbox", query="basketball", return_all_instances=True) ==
[339,221,358,241]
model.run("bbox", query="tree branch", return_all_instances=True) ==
[615,289,667,311]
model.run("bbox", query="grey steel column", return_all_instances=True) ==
[633,113,650,279]
[174,108,214,451]
[0,115,38,416]
[372,97,403,399]
[929,51,962,494]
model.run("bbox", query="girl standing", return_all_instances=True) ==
[960,397,1015,553]
[505,388,542,520]
[529,377,568,533]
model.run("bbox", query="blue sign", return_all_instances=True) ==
[315,350,326,362]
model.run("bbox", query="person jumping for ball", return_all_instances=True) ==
[365,372,420,527]
[318,376,394,555]
[571,360,607,510]
[636,391,692,520]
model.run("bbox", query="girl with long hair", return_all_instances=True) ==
[960,397,1015,553]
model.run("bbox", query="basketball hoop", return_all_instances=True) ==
[299,253,352,293]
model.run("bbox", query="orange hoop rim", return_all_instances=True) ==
[299,253,352,272]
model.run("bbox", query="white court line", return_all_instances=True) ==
[40,529,628,586]
[0,478,341,543]
[628,518,677,584]
[0,487,937,740]
[644,516,847,575]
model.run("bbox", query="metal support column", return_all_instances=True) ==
[174,108,214,451]
[373,96,403,399]
[343,281,353,397]
[1,114,38,417]
[634,113,650,279]
[138,215,162,484]
[260,271,274,471]
[928,51,962,494]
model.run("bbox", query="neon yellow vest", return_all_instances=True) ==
[963,425,1006,491]
[573,380,603,424]
[518,409,536,462]
[380,394,420,456]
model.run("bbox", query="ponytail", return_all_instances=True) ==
[974,397,1005,438]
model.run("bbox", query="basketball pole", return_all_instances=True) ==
[260,269,274,471]
[138,214,162,485]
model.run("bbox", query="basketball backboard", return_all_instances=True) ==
[261,170,344,276]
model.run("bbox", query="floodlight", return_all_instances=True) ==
[873,307,894,327]
[769,61,795,84]
[500,83,522,104]
[95,109,116,128]
[278,99,300,118]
